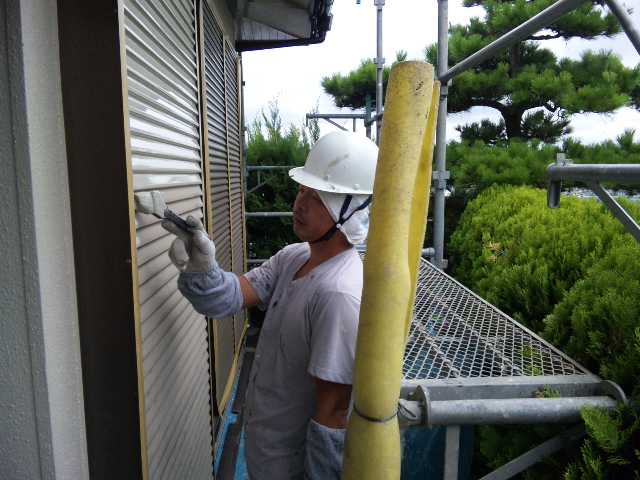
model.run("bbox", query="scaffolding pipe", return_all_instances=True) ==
[547,163,640,183]
[324,117,349,131]
[306,113,367,119]
[245,212,293,217]
[375,0,385,143]
[605,0,640,56]
[365,96,373,139]
[479,425,586,480]
[589,182,640,243]
[438,0,588,83]
[399,396,618,427]
[433,0,449,269]
[246,165,293,171]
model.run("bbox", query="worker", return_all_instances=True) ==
[161,131,378,479]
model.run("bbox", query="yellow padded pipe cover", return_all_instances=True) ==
[343,61,440,480]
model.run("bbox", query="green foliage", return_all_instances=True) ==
[564,129,640,166]
[521,109,572,143]
[452,185,640,478]
[320,51,413,110]
[457,119,508,145]
[323,1,637,143]
[564,404,640,479]
[447,131,640,195]
[449,186,629,332]
[447,140,555,193]
[245,101,316,259]
[321,59,384,110]
[544,237,640,394]
[476,423,568,479]
[423,1,636,142]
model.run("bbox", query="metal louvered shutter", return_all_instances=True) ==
[202,3,236,410]
[124,0,213,478]
[225,46,247,350]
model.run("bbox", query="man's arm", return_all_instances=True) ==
[239,275,260,309]
[305,378,351,479]
[312,377,351,428]
[305,290,361,479]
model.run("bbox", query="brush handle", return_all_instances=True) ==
[164,208,192,234]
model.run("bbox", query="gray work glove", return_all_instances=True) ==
[161,215,217,273]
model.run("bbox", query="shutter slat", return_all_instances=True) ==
[124,0,214,476]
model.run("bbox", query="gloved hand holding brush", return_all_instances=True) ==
[135,189,242,317]
[161,216,241,317]
[161,215,217,273]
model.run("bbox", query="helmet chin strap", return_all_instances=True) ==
[310,194,372,244]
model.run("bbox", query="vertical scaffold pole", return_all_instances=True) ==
[365,95,373,139]
[444,426,461,479]
[375,0,385,144]
[433,0,449,269]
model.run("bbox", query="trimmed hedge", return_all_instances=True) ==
[449,186,627,332]
[544,238,640,395]
[451,186,640,478]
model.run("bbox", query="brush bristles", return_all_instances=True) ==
[134,190,167,217]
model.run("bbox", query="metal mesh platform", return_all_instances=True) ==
[402,259,590,381]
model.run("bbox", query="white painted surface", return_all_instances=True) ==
[20,1,90,478]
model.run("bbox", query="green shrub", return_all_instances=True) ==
[544,238,640,395]
[452,186,640,478]
[564,401,640,479]
[450,186,626,332]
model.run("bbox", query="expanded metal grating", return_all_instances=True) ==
[402,259,589,381]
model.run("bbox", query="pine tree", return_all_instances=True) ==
[321,51,406,109]
[322,1,639,143]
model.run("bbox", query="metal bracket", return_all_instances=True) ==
[432,170,450,190]
[432,171,451,180]
[398,385,430,428]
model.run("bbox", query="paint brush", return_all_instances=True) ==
[134,190,191,234]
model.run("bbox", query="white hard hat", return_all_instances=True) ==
[289,131,378,194]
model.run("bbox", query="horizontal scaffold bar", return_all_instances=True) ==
[400,375,624,401]
[399,396,617,427]
[306,113,368,119]
[547,163,640,183]
[246,165,294,171]
[245,212,293,217]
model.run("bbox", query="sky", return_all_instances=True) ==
[242,0,640,144]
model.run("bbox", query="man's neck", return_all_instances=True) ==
[296,234,351,279]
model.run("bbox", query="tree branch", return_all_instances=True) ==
[473,99,508,112]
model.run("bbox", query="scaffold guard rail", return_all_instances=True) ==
[397,257,625,429]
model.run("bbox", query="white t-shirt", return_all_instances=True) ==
[243,243,363,479]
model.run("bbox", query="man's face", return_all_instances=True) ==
[292,185,335,242]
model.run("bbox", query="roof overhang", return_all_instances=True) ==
[231,0,333,52]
